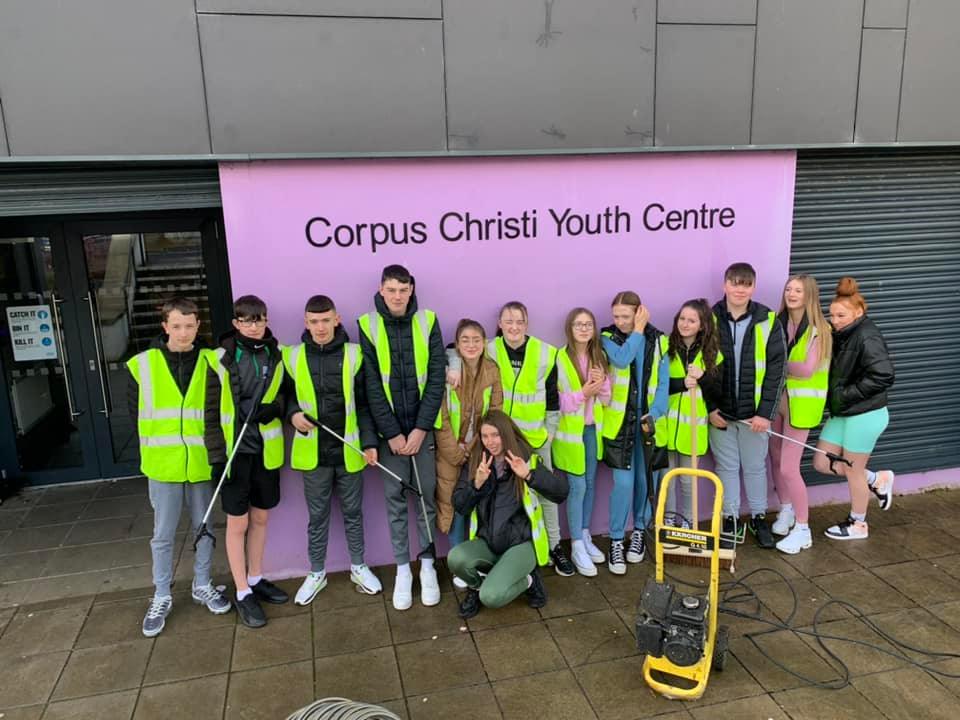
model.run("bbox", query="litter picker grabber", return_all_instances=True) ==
[724,415,853,473]
[193,366,271,551]
[307,417,434,547]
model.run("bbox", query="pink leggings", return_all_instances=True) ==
[770,407,810,523]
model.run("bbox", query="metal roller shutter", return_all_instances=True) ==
[0,165,221,217]
[790,148,960,480]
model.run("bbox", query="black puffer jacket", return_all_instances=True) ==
[285,326,378,467]
[711,300,786,421]
[828,316,894,417]
[453,460,568,556]
[204,329,286,464]
[358,293,445,439]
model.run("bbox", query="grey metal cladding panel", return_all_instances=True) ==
[657,0,757,25]
[444,0,656,151]
[0,0,209,156]
[752,0,864,144]
[199,15,445,153]
[854,30,905,143]
[898,0,960,142]
[196,0,441,18]
[863,0,908,28]
[655,25,754,146]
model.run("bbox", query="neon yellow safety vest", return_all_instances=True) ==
[127,347,215,483]
[487,336,556,448]
[599,330,630,441]
[468,455,550,566]
[446,385,492,440]
[715,311,777,409]
[358,310,441,429]
[552,348,604,475]
[665,348,724,456]
[649,335,670,446]
[211,347,285,473]
[283,342,366,473]
[785,326,828,429]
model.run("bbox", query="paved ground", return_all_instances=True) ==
[1,478,960,719]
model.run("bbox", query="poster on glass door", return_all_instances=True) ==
[6,305,58,361]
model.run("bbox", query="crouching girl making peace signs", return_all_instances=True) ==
[449,410,569,619]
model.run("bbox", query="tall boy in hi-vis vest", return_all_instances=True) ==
[127,297,231,638]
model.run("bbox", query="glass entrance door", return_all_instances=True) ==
[0,214,229,486]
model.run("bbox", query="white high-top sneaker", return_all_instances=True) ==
[775,526,812,554]
[772,506,796,536]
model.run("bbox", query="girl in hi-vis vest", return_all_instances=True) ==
[770,275,832,554]
[664,299,722,527]
[555,308,611,577]
[435,319,503,578]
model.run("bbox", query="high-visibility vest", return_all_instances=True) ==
[665,348,724,455]
[283,342,366,473]
[715,310,777,409]
[447,385,492,440]
[468,455,549,566]
[600,330,630,441]
[358,310,441,429]
[785,326,828,429]
[552,348,604,475]
[648,335,670,446]
[127,347,214,483]
[211,347,285,472]
[487,336,556,448]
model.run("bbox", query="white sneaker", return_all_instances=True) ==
[350,565,382,595]
[393,571,414,611]
[870,470,895,511]
[581,529,605,563]
[452,575,469,590]
[772,507,796,536]
[776,526,812,555]
[626,530,646,564]
[420,564,441,607]
[294,571,327,606]
[608,540,626,575]
[570,540,597,577]
[825,516,869,541]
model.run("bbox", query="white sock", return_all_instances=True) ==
[421,557,435,571]
[780,503,794,513]
[865,470,877,486]
[850,512,866,522]
[795,522,809,531]
[247,574,262,587]
[351,564,364,574]
[396,563,412,578]
[237,588,252,601]
[526,574,533,589]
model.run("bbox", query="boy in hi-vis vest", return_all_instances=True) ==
[127,297,231,637]
[285,295,382,605]
[204,295,290,628]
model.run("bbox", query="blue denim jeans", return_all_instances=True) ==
[566,425,599,535]
[608,421,651,540]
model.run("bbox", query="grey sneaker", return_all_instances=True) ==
[191,582,232,615]
[142,595,172,637]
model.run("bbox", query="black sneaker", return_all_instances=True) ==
[720,516,737,550]
[550,544,575,577]
[251,578,289,604]
[626,529,646,564]
[458,588,481,619]
[526,568,547,609]
[750,514,776,549]
[236,593,267,628]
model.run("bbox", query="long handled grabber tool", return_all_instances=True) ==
[193,366,271,551]
[307,418,434,547]
[724,414,853,473]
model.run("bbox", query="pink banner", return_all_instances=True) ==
[219,151,797,576]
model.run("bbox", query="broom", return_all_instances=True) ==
[661,385,735,571]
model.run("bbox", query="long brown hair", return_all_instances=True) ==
[468,410,534,500]
[668,299,719,372]
[779,275,832,365]
[563,307,608,383]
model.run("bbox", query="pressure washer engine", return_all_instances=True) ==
[636,578,710,668]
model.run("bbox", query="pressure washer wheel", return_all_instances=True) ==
[712,625,730,672]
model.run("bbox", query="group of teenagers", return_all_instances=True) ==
[128,261,896,635]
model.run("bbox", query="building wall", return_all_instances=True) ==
[1,0,958,158]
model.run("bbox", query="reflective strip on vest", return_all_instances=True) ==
[665,348,711,456]
[487,336,555,448]
[126,348,212,483]
[284,342,364,472]
[447,384,492,439]
[753,313,776,409]
[360,310,441,429]
[467,456,549,566]
[600,331,631,441]
[551,348,603,475]
[649,335,669,446]
[784,325,829,429]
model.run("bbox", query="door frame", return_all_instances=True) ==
[0,209,232,486]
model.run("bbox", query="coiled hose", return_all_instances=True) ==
[285,697,402,720]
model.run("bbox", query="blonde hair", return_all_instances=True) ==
[780,275,832,365]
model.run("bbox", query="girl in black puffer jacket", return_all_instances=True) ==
[815,278,895,541]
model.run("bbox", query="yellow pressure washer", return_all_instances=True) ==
[637,467,730,700]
